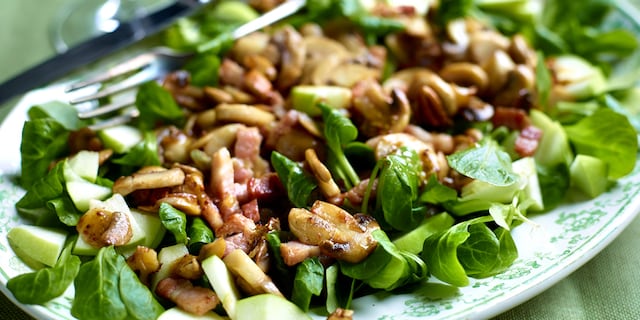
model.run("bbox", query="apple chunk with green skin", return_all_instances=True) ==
[97,124,143,154]
[291,85,352,116]
[7,225,68,268]
[235,294,311,320]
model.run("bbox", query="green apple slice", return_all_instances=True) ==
[66,180,112,212]
[7,225,68,268]
[202,255,241,318]
[67,150,100,183]
[570,154,609,198]
[291,85,352,116]
[98,124,143,153]
[235,294,311,320]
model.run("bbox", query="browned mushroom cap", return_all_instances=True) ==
[273,26,307,91]
[288,200,379,263]
[76,207,133,248]
[113,167,186,196]
[468,30,510,65]
[126,246,160,285]
[440,62,489,93]
[483,50,516,95]
[383,68,457,115]
[352,80,411,137]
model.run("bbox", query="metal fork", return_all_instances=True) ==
[68,0,306,130]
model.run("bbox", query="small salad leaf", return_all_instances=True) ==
[447,139,518,186]
[341,230,427,291]
[376,149,423,231]
[423,216,519,287]
[20,118,70,189]
[535,51,552,111]
[118,261,165,319]
[47,195,83,227]
[72,246,162,320]
[291,257,324,312]
[436,0,474,26]
[15,161,82,227]
[134,81,185,131]
[536,163,570,210]
[265,231,294,296]
[111,130,161,173]
[158,203,188,244]
[458,224,517,278]
[271,151,318,208]
[325,263,354,313]
[16,161,66,218]
[420,175,459,204]
[27,101,86,130]
[319,103,360,189]
[184,54,221,87]
[7,241,80,305]
[188,217,214,254]
[564,108,638,179]
[71,247,128,320]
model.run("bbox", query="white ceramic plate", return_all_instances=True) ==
[1,83,639,320]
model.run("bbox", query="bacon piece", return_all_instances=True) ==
[216,213,257,238]
[210,148,242,220]
[241,199,261,222]
[201,196,223,231]
[280,241,322,266]
[514,125,542,157]
[247,173,285,201]
[491,107,531,131]
[156,277,219,316]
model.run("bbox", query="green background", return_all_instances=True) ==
[0,1,639,319]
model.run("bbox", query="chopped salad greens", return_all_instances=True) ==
[6,0,640,319]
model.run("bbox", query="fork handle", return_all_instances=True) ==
[232,0,307,39]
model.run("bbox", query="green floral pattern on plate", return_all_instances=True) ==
[1,85,639,320]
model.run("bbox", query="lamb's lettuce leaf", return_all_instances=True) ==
[71,246,163,320]
[134,81,185,131]
[271,151,318,208]
[422,216,518,287]
[447,139,518,186]
[291,257,324,312]
[158,202,188,245]
[564,108,637,179]
[7,240,80,305]
[20,118,70,189]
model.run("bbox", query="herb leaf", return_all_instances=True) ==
[7,241,80,305]
[134,81,185,130]
[158,202,189,244]
[271,151,318,208]
[291,257,324,312]
[564,108,638,179]
[447,139,518,186]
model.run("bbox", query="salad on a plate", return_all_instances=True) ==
[4,0,640,319]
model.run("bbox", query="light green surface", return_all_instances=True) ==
[1,1,639,319]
